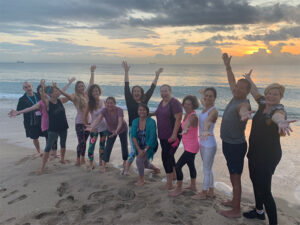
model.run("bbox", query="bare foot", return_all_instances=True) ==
[135,180,145,187]
[160,184,174,191]
[169,188,183,197]
[75,158,80,166]
[208,193,216,199]
[101,166,106,173]
[222,200,234,207]
[192,192,207,200]
[220,209,241,218]
[184,186,197,193]
[34,153,42,158]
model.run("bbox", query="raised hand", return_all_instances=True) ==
[201,130,214,140]
[68,77,76,83]
[240,110,255,121]
[222,53,232,67]
[278,120,296,136]
[122,61,130,73]
[90,65,96,73]
[243,69,253,80]
[40,79,45,86]
[8,109,19,117]
[155,68,163,77]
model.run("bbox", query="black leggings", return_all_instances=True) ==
[101,130,128,163]
[160,139,177,174]
[176,151,197,181]
[249,161,280,225]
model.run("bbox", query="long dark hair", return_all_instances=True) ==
[132,85,145,102]
[88,84,102,112]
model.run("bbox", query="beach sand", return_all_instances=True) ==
[0,139,299,225]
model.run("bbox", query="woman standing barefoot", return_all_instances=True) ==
[192,88,218,200]
[56,65,96,166]
[39,82,70,173]
[170,95,199,196]
[86,97,128,173]
[83,84,107,170]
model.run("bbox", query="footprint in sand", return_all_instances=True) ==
[87,190,109,200]
[57,182,70,197]
[118,188,136,201]
[0,187,7,193]
[0,217,16,224]
[7,194,27,204]
[14,156,32,166]
[81,203,99,214]
[55,195,75,208]
[2,190,18,198]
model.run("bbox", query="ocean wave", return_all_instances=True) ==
[0,93,22,100]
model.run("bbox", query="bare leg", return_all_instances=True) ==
[208,187,215,198]
[220,174,241,218]
[184,178,197,193]
[40,152,50,174]
[75,157,80,166]
[124,161,132,175]
[33,139,42,156]
[162,173,175,190]
[80,156,86,165]
[135,175,145,186]
[169,181,183,197]
[101,161,107,173]
[60,148,66,163]
[172,167,177,180]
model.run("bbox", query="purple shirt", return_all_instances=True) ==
[156,97,183,139]
[100,107,127,134]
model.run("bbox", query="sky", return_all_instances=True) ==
[1,0,300,64]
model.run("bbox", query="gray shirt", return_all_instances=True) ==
[220,98,250,144]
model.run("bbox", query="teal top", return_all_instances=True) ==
[131,117,158,161]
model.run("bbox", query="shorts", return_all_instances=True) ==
[25,125,45,139]
[222,141,247,175]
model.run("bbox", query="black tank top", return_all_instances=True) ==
[247,97,284,167]
[48,99,69,132]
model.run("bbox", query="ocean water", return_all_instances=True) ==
[0,63,300,206]
[0,63,300,119]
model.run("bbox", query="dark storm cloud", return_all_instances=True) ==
[1,0,300,35]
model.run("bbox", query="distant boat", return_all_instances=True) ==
[17,61,24,63]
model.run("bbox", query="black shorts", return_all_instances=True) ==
[222,141,247,175]
[25,125,45,139]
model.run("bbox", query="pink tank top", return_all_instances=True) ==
[181,111,200,153]
[39,100,49,132]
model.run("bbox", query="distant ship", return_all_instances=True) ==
[17,61,24,63]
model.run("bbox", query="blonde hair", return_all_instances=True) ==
[264,83,285,98]
[74,81,87,111]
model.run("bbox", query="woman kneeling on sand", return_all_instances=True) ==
[170,95,200,197]
[131,104,160,186]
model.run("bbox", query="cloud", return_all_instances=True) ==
[1,0,300,35]
[245,25,300,42]
[179,35,239,47]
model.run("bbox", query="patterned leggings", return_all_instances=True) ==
[75,124,90,158]
[87,131,108,162]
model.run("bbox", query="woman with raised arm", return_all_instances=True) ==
[86,97,128,173]
[122,61,163,175]
[169,95,199,197]
[192,88,218,200]
[131,104,160,186]
[38,82,70,173]
[82,84,107,170]
[154,84,183,190]
[242,72,296,225]
[9,78,75,157]
[55,65,96,166]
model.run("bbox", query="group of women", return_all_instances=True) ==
[9,55,295,225]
